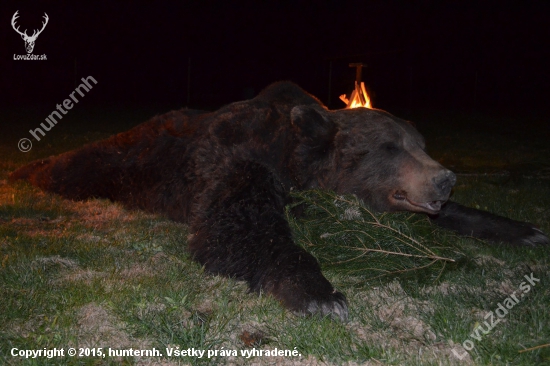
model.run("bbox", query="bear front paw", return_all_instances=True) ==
[272,282,349,322]
[303,290,348,322]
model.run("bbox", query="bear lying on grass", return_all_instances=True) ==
[10,82,548,321]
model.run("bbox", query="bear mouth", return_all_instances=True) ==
[392,192,443,213]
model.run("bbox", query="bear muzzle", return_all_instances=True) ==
[392,192,444,213]
[391,169,456,213]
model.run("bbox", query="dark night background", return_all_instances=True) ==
[1,1,549,130]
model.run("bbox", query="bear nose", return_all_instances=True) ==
[433,170,456,196]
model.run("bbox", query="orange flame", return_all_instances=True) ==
[339,81,372,109]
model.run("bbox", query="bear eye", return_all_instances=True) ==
[381,142,400,154]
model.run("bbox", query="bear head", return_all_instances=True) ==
[291,105,456,214]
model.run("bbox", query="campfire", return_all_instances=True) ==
[339,63,372,109]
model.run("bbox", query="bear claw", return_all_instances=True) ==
[303,291,349,322]
[520,228,549,246]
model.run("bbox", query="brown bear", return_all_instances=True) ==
[10,82,548,321]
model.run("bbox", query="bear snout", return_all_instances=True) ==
[432,170,456,197]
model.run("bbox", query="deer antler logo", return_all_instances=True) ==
[11,10,49,54]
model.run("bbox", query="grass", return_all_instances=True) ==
[0,108,549,365]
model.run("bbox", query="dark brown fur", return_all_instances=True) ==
[10,82,548,320]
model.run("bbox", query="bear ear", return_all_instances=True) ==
[290,105,337,140]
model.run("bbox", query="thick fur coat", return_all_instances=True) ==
[11,82,548,320]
